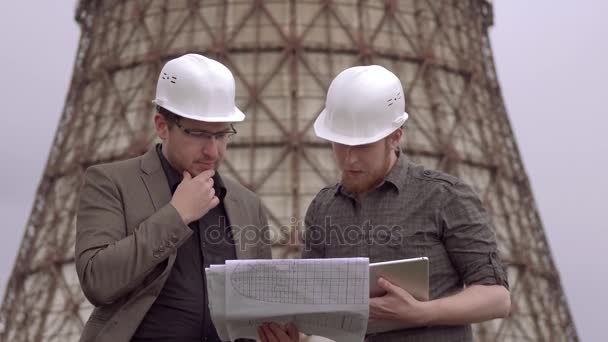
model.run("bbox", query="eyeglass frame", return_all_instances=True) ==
[158,106,238,143]
[172,119,237,142]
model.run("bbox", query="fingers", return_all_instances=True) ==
[369,297,384,312]
[257,322,296,342]
[257,325,273,342]
[181,170,213,188]
[369,297,392,321]
[268,322,287,338]
[207,186,216,199]
[258,323,280,342]
[378,277,409,303]
[369,297,379,307]
[286,322,299,339]
[193,173,215,189]
[209,195,220,209]
[257,324,269,342]
[378,277,414,301]
[193,168,215,180]
[188,170,216,196]
[377,277,396,293]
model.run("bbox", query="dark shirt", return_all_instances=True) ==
[132,144,236,342]
[303,152,508,342]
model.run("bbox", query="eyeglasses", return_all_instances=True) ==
[172,119,237,143]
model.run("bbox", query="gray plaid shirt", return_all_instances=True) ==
[303,152,508,342]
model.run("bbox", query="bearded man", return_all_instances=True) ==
[298,65,511,342]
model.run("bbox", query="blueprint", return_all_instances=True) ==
[205,258,369,342]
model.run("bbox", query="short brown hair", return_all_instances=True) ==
[156,105,181,129]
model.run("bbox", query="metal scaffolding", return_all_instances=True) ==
[0,0,577,341]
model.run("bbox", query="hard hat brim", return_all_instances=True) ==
[176,106,246,123]
[154,100,246,123]
[313,108,409,146]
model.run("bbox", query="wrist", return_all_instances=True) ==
[419,299,438,326]
[170,201,192,225]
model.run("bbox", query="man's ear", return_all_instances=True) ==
[154,113,169,140]
[388,128,403,150]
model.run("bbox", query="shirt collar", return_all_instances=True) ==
[383,149,408,193]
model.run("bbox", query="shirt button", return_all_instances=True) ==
[423,170,432,176]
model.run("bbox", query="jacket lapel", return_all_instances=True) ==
[223,186,251,260]
[140,148,172,210]
[139,147,177,266]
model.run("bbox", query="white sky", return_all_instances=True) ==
[0,1,606,340]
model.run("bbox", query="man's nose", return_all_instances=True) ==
[345,147,358,165]
[202,138,219,158]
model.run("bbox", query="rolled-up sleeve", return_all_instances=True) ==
[440,182,508,289]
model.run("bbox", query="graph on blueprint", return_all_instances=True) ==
[207,258,370,341]
[230,259,367,305]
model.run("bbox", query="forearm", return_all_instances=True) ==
[424,285,510,326]
[77,204,191,305]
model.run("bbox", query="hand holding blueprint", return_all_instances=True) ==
[205,258,369,342]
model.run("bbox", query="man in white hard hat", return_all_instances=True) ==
[280,65,509,342]
[75,54,271,342]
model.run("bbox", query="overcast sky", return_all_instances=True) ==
[0,1,606,341]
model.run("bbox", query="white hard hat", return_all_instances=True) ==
[314,65,408,146]
[153,54,245,122]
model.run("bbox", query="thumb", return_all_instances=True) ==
[182,170,192,180]
[377,277,398,294]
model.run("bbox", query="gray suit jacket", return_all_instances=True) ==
[75,148,271,342]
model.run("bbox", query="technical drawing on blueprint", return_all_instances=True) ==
[206,258,370,342]
[230,259,367,305]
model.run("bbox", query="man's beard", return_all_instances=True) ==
[340,146,392,194]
